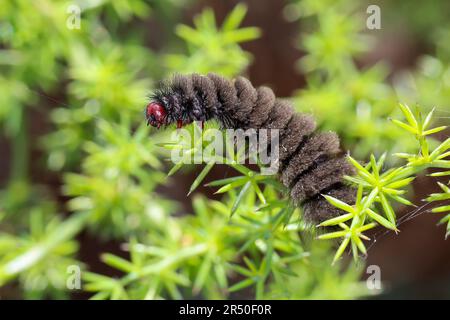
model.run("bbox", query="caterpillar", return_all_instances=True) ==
[146,73,356,223]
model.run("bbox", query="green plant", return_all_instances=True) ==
[83,193,368,299]
[0,1,264,299]
[320,104,449,263]
[427,180,450,239]
[166,3,261,76]
[286,0,449,160]
[1,0,449,300]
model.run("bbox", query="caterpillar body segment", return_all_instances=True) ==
[146,73,356,222]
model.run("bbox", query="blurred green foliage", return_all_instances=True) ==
[286,0,449,158]
[0,0,448,300]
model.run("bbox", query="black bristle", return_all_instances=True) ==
[149,73,356,223]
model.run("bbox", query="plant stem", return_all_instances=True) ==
[255,279,264,299]
[10,110,28,183]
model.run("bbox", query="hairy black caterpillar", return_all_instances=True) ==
[146,73,356,223]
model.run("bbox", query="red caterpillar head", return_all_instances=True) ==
[145,102,167,128]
